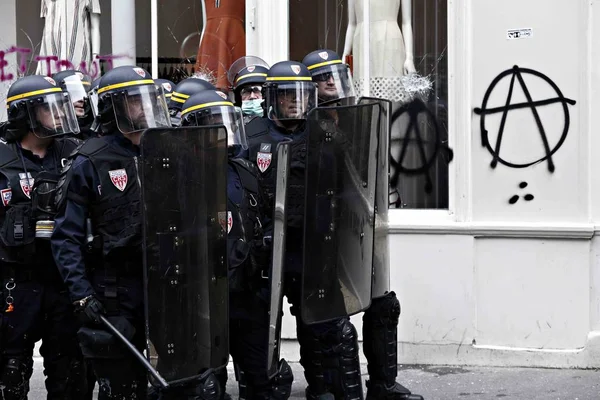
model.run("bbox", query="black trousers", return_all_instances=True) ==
[0,275,86,399]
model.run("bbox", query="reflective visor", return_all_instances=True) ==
[266,81,317,121]
[27,92,80,137]
[311,63,356,105]
[182,105,248,150]
[62,75,92,118]
[109,85,171,134]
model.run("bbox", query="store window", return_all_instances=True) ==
[290,0,450,210]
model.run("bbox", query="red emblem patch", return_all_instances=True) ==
[162,82,172,92]
[218,211,233,234]
[19,173,34,198]
[290,65,301,75]
[318,51,329,60]
[108,169,128,191]
[1,188,11,206]
[247,66,256,73]
[256,152,272,173]
[44,77,56,86]
[216,91,228,100]
[133,67,146,78]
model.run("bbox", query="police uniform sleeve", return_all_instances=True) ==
[50,155,96,302]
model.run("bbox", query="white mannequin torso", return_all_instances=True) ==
[353,0,406,79]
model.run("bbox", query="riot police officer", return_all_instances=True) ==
[303,49,424,400]
[53,70,97,139]
[180,90,293,400]
[168,77,216,126]
[231,64,269,123]
[0,75,86,398]
[51,65,172,399]
[245,61,364,400]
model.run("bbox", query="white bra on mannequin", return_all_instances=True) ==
[343,0,416,102]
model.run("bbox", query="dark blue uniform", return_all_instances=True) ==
[51,133,148,399]
[0,139,86,399]
[245,117,362,400]
[227,158,294,400]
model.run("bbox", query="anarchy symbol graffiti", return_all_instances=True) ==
[474,65,576,172]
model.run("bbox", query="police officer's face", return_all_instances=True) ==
[315,72,338,101]
[126,94,151,128]
[35,103,64,130]
[240,85,262,101]
[278,90,308,119]
[73,100,85,117]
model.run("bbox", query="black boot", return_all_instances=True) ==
[363,292,424,400]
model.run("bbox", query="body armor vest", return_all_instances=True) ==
[227,158,270,292]
[246,118,307,230]
[0,138,77,265]
[75,137,142,264]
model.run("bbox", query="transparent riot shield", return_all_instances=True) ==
[141,126,229,385]
[301,103,380,325]
[267,142,290,379]
[358,97,392,298]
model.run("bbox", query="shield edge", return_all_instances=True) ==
[266,142,290,379]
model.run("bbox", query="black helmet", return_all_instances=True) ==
[53,70,94,125]
[154,78,175,100]
[6,75,80,141]
[181,90,247,154]
[232,65,269,106]
[302,49,356,105]
[97,65,171,134]
[168,77,216,126]
[264,61,317,121]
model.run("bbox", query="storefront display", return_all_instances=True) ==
[35,0,101,75]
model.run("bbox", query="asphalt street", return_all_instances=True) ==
[27,357,600,399]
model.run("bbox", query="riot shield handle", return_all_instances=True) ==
[100,315,170,389]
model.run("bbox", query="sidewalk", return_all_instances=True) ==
[30,341,600,399]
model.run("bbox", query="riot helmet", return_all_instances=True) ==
[265,61,317,122]
[302,49,356,105]
[53,70,94,125]
[168,77,216,126]
[6,75,80,141]
[97,65,171,135]
[229,56,270,108]
[180,90,247,155]
[154,78,175,100]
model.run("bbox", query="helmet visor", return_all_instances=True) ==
[89,87,99,118]
[182,105,248,151]
[266,81,317,121]
[312,64,356,105]
[28,92,80,138]
[62,75,92,118]
[110,85,171,134]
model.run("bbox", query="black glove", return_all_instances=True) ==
[74,295,106,325]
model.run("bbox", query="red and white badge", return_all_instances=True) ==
[108,169,128,191]
[162,82,172,92]
[247,66,256,73]
[319,51,329,60]
[1,188,12,206]
[290,65,301,75]
[218,211,233,234]
[44,77,56,86]
[19,173,34,198]
[133,67,146,78]
[256,152,272,173]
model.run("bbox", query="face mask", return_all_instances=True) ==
[241,99,264,117]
